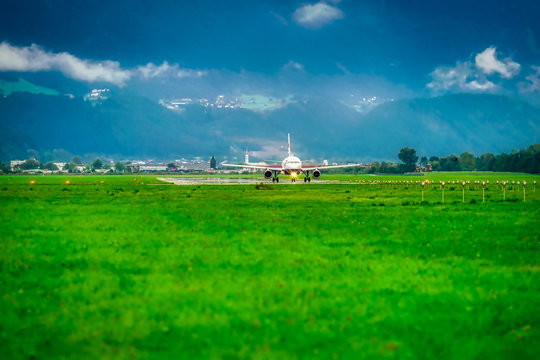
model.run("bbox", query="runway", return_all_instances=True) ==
[157,177,343,185]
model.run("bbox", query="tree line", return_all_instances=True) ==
[423,144,540,173]
[367,144,540,174]
[347,144,539,174]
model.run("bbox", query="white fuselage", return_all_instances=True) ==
[281,155,302,175]
[222,133,360,182]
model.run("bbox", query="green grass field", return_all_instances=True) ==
[1,173,539,359]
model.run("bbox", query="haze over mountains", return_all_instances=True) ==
[1,78,538,163]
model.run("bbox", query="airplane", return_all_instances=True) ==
[222,134,362,182]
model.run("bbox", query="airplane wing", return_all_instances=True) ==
[301,164,363,171]
[222,163,282,170]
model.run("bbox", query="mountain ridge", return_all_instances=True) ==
[1,91,538,162]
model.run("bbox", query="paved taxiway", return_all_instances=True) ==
[158,177,343,185]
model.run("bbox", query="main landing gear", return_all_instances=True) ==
[272,176,279,183]
[304,171,311,183]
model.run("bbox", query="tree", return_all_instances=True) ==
[415,144,538,173]
[368,161,380,174]
[210,156,217,169]
[458,152,476,171]
[0,162,11,174]
[439,155,461,171]
[476,153,495,171]
[115,162,126,172]
[493,153,510,172]
[43,162,58,171]
[398,147,418,172]
[19,159,40,170]
[167,162,175,170]
[92,158,103,170]
[72,156,82,165]
[420,156,428,164]
[63,162,78,173]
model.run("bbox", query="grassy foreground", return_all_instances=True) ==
[1,173,539,359]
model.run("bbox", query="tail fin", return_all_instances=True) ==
[288,133,291,157]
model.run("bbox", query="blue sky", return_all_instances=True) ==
[1,0,539,102]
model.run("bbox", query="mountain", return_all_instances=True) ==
[344,94,540,159]
[1,91,539,162]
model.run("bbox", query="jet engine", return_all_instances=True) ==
[264,169,273,179]
[312,169,321,179]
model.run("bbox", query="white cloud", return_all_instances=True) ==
[427,47,522,94]
[137,61,176,78]
[177,68,208,78]
[293,1,343,29]
[336,62,350,75]
[137,61,207,79]
[466,79,496,91]
[0,42,131,86]
[270,11,288,26]
[0,42,208,86]
[427,61,497,93]
[519,65,540,93]
[427,62,471,91]
[475,46,520,78]
[427,61,493,92]
[282,60,305,71]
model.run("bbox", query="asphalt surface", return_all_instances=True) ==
[157,177,340,185]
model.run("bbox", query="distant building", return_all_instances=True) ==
[10,160,24,170]
[187,161,210,171]
[122,159,212,173]
[84,88,110,102]
[53,162,66,170]
[138,165,168,172]
[415,163,433,172]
